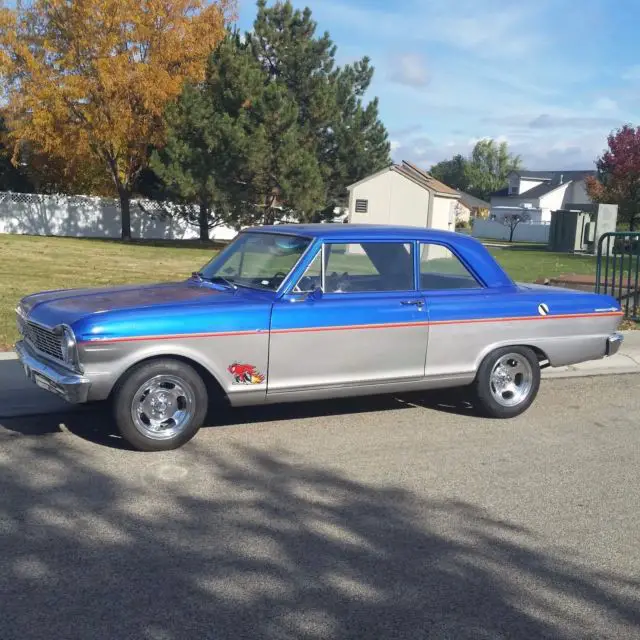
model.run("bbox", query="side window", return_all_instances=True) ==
[325,242,414,293]
[419,243,482,290]
[293,251,322,293]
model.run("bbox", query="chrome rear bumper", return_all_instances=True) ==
[606,332,624,357]
[15,340,91,404]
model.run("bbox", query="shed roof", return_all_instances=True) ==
[347,161,460,198]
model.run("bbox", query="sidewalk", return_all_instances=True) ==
[2,331,640,379]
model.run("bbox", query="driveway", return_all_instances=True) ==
[1,361,639,639]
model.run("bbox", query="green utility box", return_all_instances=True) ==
[548,204,619,254]
[548,210,592,252]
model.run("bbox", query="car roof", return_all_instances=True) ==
[246,223,478,244]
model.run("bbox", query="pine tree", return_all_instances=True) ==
[248,1,391,220]
[150,84,224,241]
[153,2,391,226]
[321,57,391,219]
[204,31,325,225]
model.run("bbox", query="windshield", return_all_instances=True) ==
[198,232,312,291]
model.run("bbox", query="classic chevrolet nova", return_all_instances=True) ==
[16,224,624,451]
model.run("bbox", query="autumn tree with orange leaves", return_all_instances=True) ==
[0,0,233,239]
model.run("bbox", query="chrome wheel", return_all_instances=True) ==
[131,375,196,441]
[489,353,533,408]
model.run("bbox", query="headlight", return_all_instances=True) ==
[57,325,79,368]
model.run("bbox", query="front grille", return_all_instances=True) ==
[26,322,64,361]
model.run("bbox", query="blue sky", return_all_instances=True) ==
[235,0,640,170]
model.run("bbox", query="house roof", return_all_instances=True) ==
[491,182,565,199]
[456,190,490,209]
[510,169,596,182]
[492,169,597,199]
[347,161,460,198]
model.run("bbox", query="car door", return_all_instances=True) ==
[267,240,429,395]
[419,241,490,379]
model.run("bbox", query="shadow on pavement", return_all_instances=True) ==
[0,359,478,449]
[0,440,638,639]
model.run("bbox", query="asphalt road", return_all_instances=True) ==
[1,361,639,640]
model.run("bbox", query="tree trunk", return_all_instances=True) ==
[118,188,132,241]
[509,225,515,242]
[199,201,210,242]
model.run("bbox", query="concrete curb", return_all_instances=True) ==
[542,366,640,379]
[0,352,17,361]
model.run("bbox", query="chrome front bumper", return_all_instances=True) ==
[606,332,624,356]
[15,340,91,404]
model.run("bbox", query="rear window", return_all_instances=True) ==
[419,243,482,290]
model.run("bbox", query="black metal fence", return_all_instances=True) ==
[595,232,640,320]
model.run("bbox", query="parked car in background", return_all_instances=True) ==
[15,224,624,451]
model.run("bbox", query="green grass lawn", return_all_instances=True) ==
[0,235,218,350]
[0,234,602,349]
[486,245,599,283]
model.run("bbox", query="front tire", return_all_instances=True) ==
[473,346,540,419]
[112,359,208,451]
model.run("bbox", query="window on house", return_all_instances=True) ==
[419,243,482,290]
[355,199,368,213]
[510,185,520,195]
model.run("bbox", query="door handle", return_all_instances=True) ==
[401,299,424,307]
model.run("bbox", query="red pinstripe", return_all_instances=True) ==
[79,311,623,345]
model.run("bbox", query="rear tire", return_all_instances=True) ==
[473,346,540,419]
[112,359,208,451]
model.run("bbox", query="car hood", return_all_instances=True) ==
[21,281,246,328]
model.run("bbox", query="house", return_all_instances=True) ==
[490,169,596,223]
[346,161,461,231]
[454,191,490,224]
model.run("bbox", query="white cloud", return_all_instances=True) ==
[391,121,608,172]
[388,53,429,87]
[276,0,630,174]
[428,4,545,59]
[594,97,617,112]
[310,0,545,60]
[622,65,640,81]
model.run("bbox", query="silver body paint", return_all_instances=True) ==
[14,226,624,410]
[52,311,617,408]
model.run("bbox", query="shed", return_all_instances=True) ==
[346,161,460,231]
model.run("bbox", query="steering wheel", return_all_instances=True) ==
[296,275,315,292]
[271,271,288,287]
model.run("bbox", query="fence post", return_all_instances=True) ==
[595,231,640,320]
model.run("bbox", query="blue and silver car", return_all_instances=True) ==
[15,224,624,451]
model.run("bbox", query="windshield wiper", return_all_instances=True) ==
[191,272,237,290]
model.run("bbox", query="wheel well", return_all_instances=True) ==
[525,345,550,368]
[477,344,551,372]
[111,354,229,404]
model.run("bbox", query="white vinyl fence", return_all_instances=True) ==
[472,219,550,243]
[0,191,238,241]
